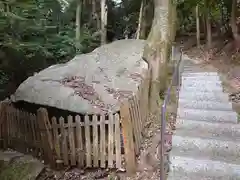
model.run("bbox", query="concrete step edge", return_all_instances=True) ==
[179,92,230,102]
[171,135,240,159]
[180,86,223,92]
[169,155,240,178]
[170,144,240,166]
[178,99,233,111]
[177,108,238,123]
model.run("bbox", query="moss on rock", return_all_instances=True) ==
[0,161,32,180]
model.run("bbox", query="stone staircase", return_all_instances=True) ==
[168,59,240,180]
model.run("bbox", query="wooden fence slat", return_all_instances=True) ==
[16,109,20,151]
[108,113,114,168]
[6,109,10,146]
[93,115,99,167]
[129,98,140,155]
[75,115,84,167]
[114,113,122,169]
[20,110,25,152]
[37,108,55,167]
[52,117,61,160]
[59,116,68,166]
[28,112,33,145]
[34,114,40,142]
[134,95,142,132]
[30,114,38,156]
[30,114,37,145]
[12,109,16,140]
[84,115,92,167]
[100,114,106,168]
[10,107,13,145]
[134,96,142,146]
[138,83,144,129]
[9,107,12,146]
[120,102,136,174]
[20,110,26,143]
[68,116,76,166]
[19,110,23,145]
[24,111,30,146]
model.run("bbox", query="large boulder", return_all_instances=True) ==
[11,39,148,114]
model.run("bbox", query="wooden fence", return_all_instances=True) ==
[0,73,149,173]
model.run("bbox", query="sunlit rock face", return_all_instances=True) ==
[12,39,148,114]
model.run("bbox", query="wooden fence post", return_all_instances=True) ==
[0,102,9,149]
[37,108,55,168]
[120,101,136,174]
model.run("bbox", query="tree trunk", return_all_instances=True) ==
[101,0,108,45]
[170,1,177,43]
[201,15,206,36]
[92,0,100,29]
[143,0,174,114]
[136,0,144,39]
[76,0,82,50]
[206,9,212,49]
[196,5,200,47]
[231,0,240,43]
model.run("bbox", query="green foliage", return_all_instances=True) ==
[0,0,101,99]
[0,0,237,100]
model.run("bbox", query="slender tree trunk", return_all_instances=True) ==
[76,0,82,50]
[92,0,100,29]
[201,15,206,36]
[231,0,240,42]
[101,0,108,45]
[136,0,144,39]
[143,0,174,114]
[170,1,177,42]
[196,5,200,47]
[206,10,212,49]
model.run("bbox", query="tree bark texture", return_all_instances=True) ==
[92,0,101,30]
[143,0,175,114]
[206,9,212,49]
[231,0,240,48]
[76,0,82,49]
[196,5,200,47]
[101,0,108,45]
[136,0,144,39]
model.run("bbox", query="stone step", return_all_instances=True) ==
[181,76,221,83]
[171,135,240,164]
[177,108,238,123]
[179,91,229,102]
[183,67,204,72]
[180,85,223,92]
[183,67,206,73]
[181,79,222,86]
[167,168,240,180]
[181,75,220,81]
[181,82,222,90]
[178,99,232,111]
[175,119,240,141]
[182,72,218,77]
[169,155,240,180]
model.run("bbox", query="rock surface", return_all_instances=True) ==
[11,39,148,114]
